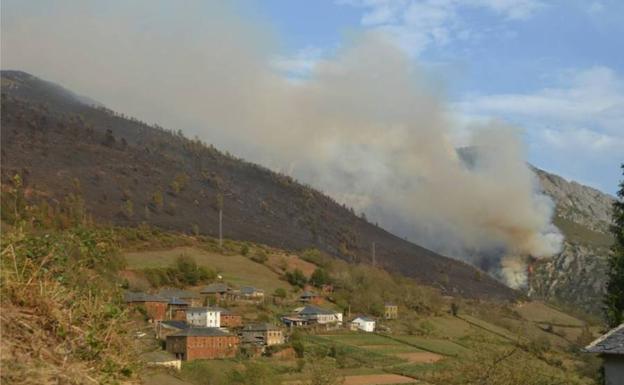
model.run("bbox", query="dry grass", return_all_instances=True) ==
[1,229,140,384]
[124,246,290,293]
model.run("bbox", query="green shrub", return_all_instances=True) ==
[285,269,307,288]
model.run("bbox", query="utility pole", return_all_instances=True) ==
[372,241,376,267]
[216,193,223,248]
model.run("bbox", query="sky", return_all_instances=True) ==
[2,0,623,195]
[251,0,624,195]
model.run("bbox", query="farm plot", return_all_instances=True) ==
[391,335,470,357]
[343,374,418,385]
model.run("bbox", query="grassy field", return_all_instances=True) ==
[514,301,586,327]
[389,336,470,357]
[124,246,290,294]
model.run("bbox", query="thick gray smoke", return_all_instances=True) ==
[1,1,563,288]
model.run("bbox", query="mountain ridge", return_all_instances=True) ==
[0,70,517,301]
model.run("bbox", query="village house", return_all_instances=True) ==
[158,287,202,306]
[211,306,243,328]
[238,286,265,302]
[186,307,221,328]
[299,290,323,304]
[384,303,398,320]
[167,297,190,321]
[351,316,376,332]
[281,315,308,328]
[584,323,624,385]
[240,323,284,347]
[156,320,189,341]
[283,305,342,328]
[124,292,169,322]
[201,282,233,302]
[166,328,239,361]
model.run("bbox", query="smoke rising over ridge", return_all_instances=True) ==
[1,1,563,287]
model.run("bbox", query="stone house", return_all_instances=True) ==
[584,323,624,385]
[201,282,233,302]
[299,290,323,304]
[124,292,169,322]
[294,305,343,325]
[238,286,265,302]
[166,328,239,361]
[167,297,190,321]
[212,307,243,328]
[186,307,221,328]
[240,323,284,347]
[384,303,398,320]
[351,316,376,332]
[157,287,202,306]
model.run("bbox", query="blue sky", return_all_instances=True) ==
[246,0,624,194]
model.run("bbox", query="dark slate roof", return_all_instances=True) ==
[209,306,232,315]
[242,323,280,332]
[186,307,222,312]
[170,327,233,337]
[157,287,200,299]
[124,291,168,303]
[353,316,375,322]
[585,324,624,355]
[241,286,264,295]
[159,320,189,330]
[201,283,230,294]
[297,305,338,316]
[168,297,189,306]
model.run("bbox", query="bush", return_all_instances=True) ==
[309,267,331,287]
[285,269,307,288]
[142,254,215,287]
[251,249,268,264]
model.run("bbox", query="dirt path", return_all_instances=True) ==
[396,352,443,363]
[343,374,418,385]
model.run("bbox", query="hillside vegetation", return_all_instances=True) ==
[0,176,604,385]
[0,70,516,301]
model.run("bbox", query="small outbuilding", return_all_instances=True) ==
[351,316,376,332]
[584,323,624,385]
[384,303,398,320]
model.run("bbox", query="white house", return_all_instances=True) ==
[351,316,376,332]
[186,307,221,328]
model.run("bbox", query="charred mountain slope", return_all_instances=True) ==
[0,70,517,300]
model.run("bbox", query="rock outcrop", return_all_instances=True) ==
[529,167,615,314]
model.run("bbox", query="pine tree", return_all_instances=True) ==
[605,164,624,327]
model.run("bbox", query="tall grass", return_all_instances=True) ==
[1,227,139,384]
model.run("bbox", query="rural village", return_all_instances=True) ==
[125,278,396,368]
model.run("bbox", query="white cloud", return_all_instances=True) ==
[453,66,624,193]
[340,0,545,55]
[455,66,624,135]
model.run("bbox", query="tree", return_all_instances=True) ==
[605,164,624,327]
[286,269,307,288]
[309,267,331,287]
[273,288,287,299]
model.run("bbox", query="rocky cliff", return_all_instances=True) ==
[529,167,615,314]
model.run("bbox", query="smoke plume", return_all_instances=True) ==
[1,1,563,287]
